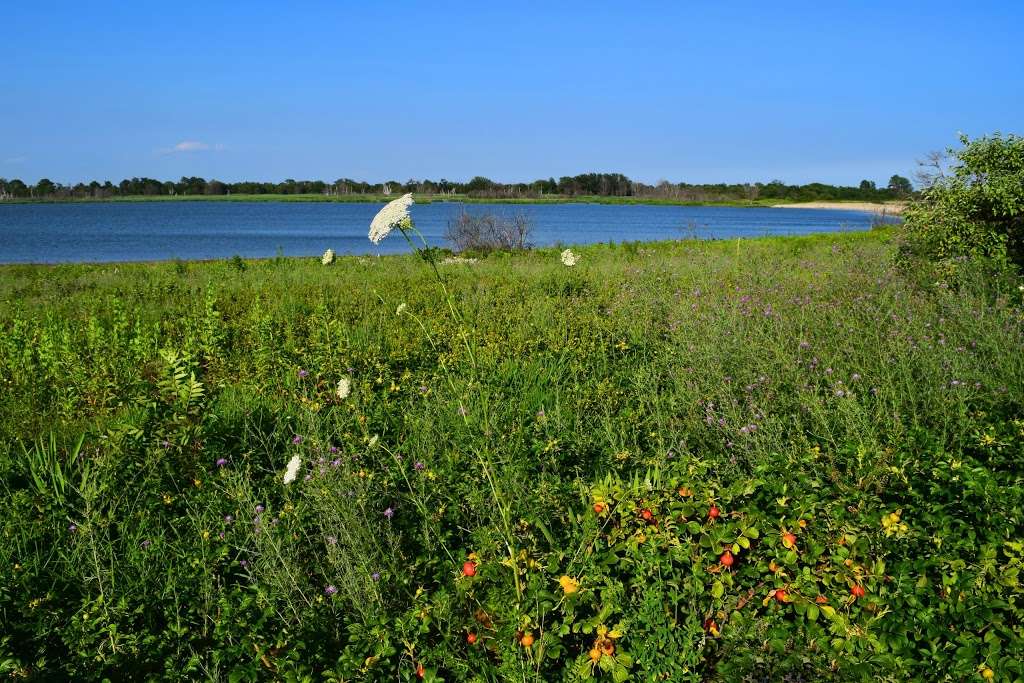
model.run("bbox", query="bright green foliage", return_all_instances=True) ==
[1,232,1023,680]
[900,133,1024,274]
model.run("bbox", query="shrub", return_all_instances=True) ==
[899,133,1024,276]
[445,209,533,253]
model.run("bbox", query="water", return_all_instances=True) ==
[0,201,881,264]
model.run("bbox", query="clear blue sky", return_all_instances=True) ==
[1,1,1021,186]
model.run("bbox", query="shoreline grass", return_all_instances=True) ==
[2,229,1022,680]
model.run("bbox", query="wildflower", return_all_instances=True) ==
[283,456,302,485]
[322,248,336,265]
[141,540,151,548]
[326,535,337,545]
[337,377,351,399]
[396,303,407,316]
[292,435,303,445]
[384,507,395,519]
[329,445,339,454]
[561,249,579,266]
[298,369,308,378]
[216,458,228,468]
[371,572,381,581]
[559,575,580,594]
[331,458,341,467]
[324,584,338,596]
[368,193,414,244]
[224,515,233,523]
[255,504,265,513]
[68,524,77,532]
[414,461,425,471]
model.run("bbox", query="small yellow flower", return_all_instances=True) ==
[201,530,210,540]
[559,575,580,595]
[163,493,173,505]
[193,478,202,488]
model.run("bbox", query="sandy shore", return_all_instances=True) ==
[773,201,905,214]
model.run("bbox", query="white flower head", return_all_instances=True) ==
[368,435,379,449]
[369,193,414,244]
[321,248,336,265]
[561,249,579,267]
[396,303,407,316]
[283,455,302,485]
[336,377,351,399]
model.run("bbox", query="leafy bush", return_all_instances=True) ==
[899,133,1024,276]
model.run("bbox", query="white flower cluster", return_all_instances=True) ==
[561,249,579,267]
[283,455,302,485]
[336,377,351,399]
[368,193,414,244]
[322,248,336,265]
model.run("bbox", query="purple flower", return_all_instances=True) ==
[68,524,77,532]
[240,559,249,568]
[292,435,303,445]
[255,504,265,513]
[329,446,339,454]
[414,461,425,471]
[224,515,234,524]
[141,539,151,548]
[331,458,341,467]
[216,458,228,468]
[324,584,337,596]
[371,572,381,581]
[384,507,395,519]
[298,369,308,378]
[162,440,170,448]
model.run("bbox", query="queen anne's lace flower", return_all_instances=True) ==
[322,248,336,265]
[336,377,351,399]
[396,303,407,316]
[283,455,302,485]
[368,193,414,244]
[561,249,579,267]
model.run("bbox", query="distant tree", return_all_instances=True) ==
[35,178,56,197]
[859,179,876,192]
[888,174,913,197]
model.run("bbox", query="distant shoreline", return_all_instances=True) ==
[0,194,902,211]
[772,201,906,214]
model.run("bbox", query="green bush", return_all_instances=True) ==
[899,133,1024,277]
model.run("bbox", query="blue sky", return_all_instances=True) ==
[1,1,1021,186]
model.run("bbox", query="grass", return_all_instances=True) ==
[1,230,1022,680]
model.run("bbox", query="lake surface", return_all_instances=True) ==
[0,201,883,264]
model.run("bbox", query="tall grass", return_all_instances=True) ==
[1,230,1022,680]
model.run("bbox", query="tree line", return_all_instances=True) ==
[0,172,914,202]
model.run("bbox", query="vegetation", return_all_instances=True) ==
[900,133,1024,276]
[445,209,534,253]
[2,225,1022,680]
[0,172,913,205]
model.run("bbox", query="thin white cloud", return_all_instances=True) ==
[3,156,27,164]
[175,140,210,152]
[158,141,226,155]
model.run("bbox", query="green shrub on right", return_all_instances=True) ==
[899,132,1024,278]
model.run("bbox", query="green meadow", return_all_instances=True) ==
[2,230,1023,680]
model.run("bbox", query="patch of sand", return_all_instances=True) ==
[773,201,905,215]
